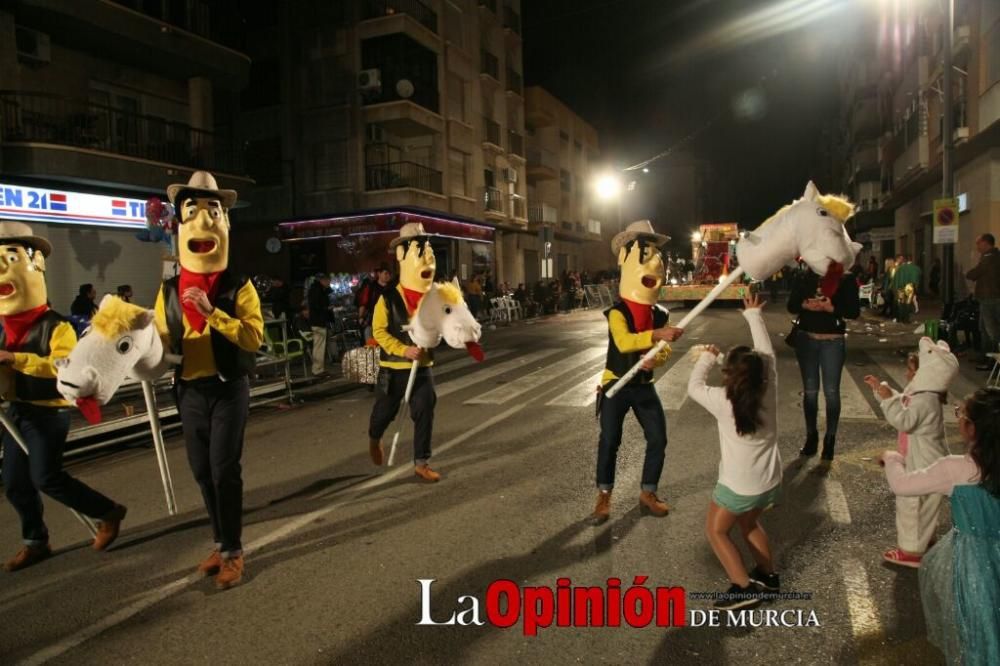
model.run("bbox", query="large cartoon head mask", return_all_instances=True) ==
[167,171,237,274]
[0,221,51,316]
[612,220,669,306]
[392,223,436,293]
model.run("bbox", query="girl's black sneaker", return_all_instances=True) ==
[749,567,780,592]
[713,583,763,610]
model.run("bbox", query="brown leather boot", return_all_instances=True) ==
[589,490,611,525]
[369,438,384,466]
[639,491,670,517]
[414,464,441,482]
[215,555,244,590]
[3,544,52,572]
[197,549,223,576]
[93,504,127,551]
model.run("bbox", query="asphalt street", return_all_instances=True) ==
[0,304,978,665]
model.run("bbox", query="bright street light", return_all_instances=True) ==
[691,231,703,242]
[594,173,622,201]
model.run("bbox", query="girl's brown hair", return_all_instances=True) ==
[966,388,1000,497]
[723,346,767,436]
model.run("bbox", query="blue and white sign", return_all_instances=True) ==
[0,183,147,230]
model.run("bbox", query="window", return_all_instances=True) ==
[314,140,350,190]
[447,73,466,122]
[560,169,571,192]
[484,168,496,188]
[988,23,1000,89]
[449,149,468,197]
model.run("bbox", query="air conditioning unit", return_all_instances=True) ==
[358,68,382,93]
[366,124,386,144]
[15,26,51,65]
[502,167,518,183]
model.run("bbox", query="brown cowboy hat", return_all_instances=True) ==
[388,222,434,251]
[611,219,670,255]
[0,220,53,257]
[166,170,238,208]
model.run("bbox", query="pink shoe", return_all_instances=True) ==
[882,547,921,568]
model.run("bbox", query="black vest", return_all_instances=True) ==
[163,270,256,381]
[604,302,669,387]
[380,285,433,365]
[0,310,67,402]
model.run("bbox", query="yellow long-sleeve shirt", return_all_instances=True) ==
[4,320,76,407]
[601,309,671,386]
[373,284,433,370]
[154,281,264,381]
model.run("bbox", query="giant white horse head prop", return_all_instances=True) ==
[55,295,175,421]
[736,181,862,281]
[405,278,484,360]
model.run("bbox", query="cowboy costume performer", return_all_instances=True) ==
[154,171,263,590]
[368,222,442,483]
[0,221,127,571]
[590,220,683,525]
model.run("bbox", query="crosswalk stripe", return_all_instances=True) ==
[656,349,699,411]
[434,348,511,377]
[841,559,884,644]
[436,348,565,398]
[823,478,852,524]
[546,369,605,407]
[465,347,606,405]
[837,371,879,421]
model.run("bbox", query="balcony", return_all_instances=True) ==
[362,0,437,34]
[365,161,442,194]
[480,50,500,81]
[526,147,558,180]
[506,68,523,96]
[528,202,557,224]
[510,195,527,220]
[0,90,244,174]
[508,131,525,158]
[503,5,521,35]
[483,117,502,149]
[483,186,504,215]
[362,35,440,116]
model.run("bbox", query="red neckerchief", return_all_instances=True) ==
[819,262,845,299]
[1,304,50,350]
[401,286,425,316]
[179,268,223,333]
[622,298,653,332]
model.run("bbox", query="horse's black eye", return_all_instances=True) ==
[817,207,829,217]
[116,336,133,354]
[444,306,452,315]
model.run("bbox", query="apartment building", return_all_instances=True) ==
[836,0,1000,293]
[0,0,251,308]
[245,0,528,286]
[522,86,604,282]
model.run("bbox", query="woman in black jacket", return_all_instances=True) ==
[787,268,860,461]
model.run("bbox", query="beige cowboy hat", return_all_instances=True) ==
[0,221,53,257]
[388,222,434,251]
[611,219,670,255]
[166,170,238,208]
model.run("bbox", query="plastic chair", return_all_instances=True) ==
[263,322,307,376]
[858,281,874,308]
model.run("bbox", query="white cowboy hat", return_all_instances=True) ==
[611,219,670,255]
[166,170,238,208]
[388,222,433,251]
[0,220,53,257]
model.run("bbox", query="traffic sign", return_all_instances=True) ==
[933,197,959,244]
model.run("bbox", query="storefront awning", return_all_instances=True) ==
[277,208,495,244]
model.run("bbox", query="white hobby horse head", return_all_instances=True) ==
[736,181,862,281]
[55,295,176,421]
[404,278,484,361]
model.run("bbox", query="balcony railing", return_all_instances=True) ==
[483,117,501,146]
[484,186,504,213]
[506,68,523,95]
[528,203,557,224]
[363,0,438,34]
[510,195,527,219]
[481,50,500,80]
[503,5,521,34]
[0,90,244,173]
[527,147,558,171]
[508,131,524,157]
[365,161,442,193]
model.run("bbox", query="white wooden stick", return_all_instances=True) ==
[141,380,176,515]
[386,360,420,467]
[604,267,746,399]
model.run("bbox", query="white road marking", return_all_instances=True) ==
[829,371,879,421]
[656,349,699,411]
[433,348,512,377]
[823,478,852,524]
[437,348,564,398]
[21,405,528,666]
[546,369,605,407]
[840,558,883,644]
[465,347,606,405]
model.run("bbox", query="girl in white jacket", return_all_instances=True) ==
[688,294,781,610]
[864,337,957,568]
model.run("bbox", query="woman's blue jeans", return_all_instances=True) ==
[794,332,846,441]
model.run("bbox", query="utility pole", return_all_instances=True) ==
[941,0,955,306]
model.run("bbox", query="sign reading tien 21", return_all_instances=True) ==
[0,182,147,230]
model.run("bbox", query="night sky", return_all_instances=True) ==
[523,0,866,249]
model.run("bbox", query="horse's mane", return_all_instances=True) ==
[90,297,147,339]
[433,282,463,305]
[758,193,855,230]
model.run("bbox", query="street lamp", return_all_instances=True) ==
[594,173,624,233]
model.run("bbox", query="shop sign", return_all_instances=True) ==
[0,183,146,229]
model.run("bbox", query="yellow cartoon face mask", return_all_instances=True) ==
[618,240,664,305]
[0,244,47,316]
[397,239,436,292]
[178,197,229,274]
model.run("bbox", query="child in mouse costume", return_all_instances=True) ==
[0,221,127,572]
[865,337,958,568]
[154,171,263,590]
[590,220,683,525]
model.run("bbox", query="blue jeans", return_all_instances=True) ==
[596,383,667,492]
[794,332,846,440]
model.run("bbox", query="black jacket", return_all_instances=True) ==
[787,270,860,335]
[307,282,332,327]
